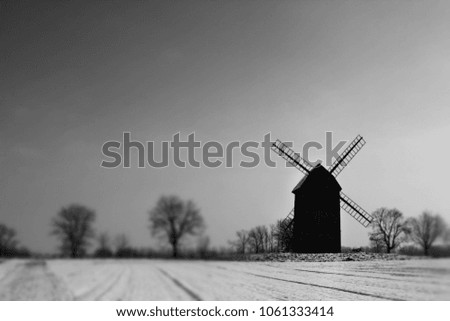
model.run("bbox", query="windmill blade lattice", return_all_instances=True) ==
[339,191,372,227]
[329,135,365,177]
[280,208,295,231]
[271,139,313,175]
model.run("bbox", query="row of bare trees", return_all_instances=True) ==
[93,232,137,258]
[2,201,448,258]
[369,208,448,255]
[230,219,294,254]
[49,195,205,258]
[229,208,449,256]
[231,226,275,254]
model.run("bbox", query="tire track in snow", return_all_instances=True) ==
[0,261,19,284]
[249,272,403,301]
[157,268,202,301]
[0,260,73,300]
[76,266,128,300]
[212,263,372,300]
[295,267,449,286]
[92,266,130,300]
[293,268,411,282]
[195,263,290,300]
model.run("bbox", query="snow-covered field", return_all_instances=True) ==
[0,258,449,300]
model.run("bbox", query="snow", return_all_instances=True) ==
[0,258,449,300]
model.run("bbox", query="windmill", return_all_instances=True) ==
[271,135,372,253]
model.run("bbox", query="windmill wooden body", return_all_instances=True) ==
[271,135,372,253]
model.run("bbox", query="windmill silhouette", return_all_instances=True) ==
[271,135,372,253]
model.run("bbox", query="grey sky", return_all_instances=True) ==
[1,0,450,253]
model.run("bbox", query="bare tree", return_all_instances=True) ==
[114,233,134,257]
[51,204,96,258]
[149,195,204,257]
[248,228,259,253]
[114,234,130,251]
[257,225,269,253]
[369,233,386,253]
[230,230,250,254]
[407,211,447,256]
[0,223,19,257]
[268,224,277,253]
[369,208,408,253]
[274,219,294,252]
[197,235,210,258]
[98,232,111,250]
[94,232,113,258]
[248,226,269,253]
[248,227,261,253]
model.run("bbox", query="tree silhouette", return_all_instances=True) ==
[114,233,130,253]
[268,224,277,252]
[197,235,210,258]
[369,208,408,253]
[51,204,96,258]
[231,230,250,254]
[114,233,136,257]
[248,226,269,253]
[94,232,113,258]
[407,211,447,256]
[149,195,204,257]
[274,219,294,252]
[0,223,19,257]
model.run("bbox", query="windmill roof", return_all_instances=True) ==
[292,174,308,192]
[292,163,341,193]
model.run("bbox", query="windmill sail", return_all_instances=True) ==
[339,191,372,227]
[329,135,365,177]
[280,208,295,231]
[271,139,313,175]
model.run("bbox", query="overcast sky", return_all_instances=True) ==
[1,0,450,253]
